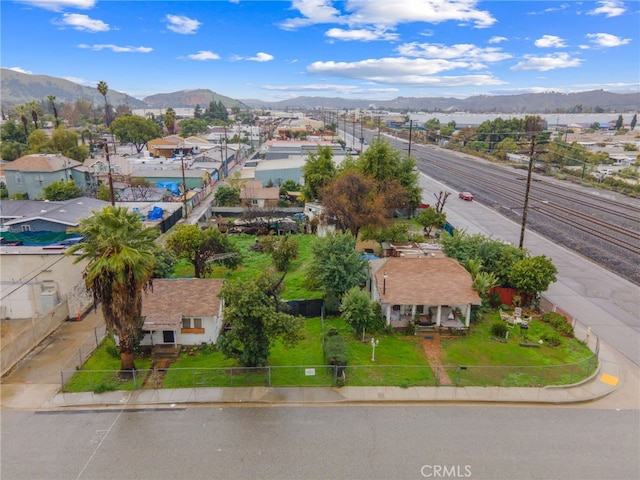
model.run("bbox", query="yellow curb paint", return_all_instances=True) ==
[600,373,619,386]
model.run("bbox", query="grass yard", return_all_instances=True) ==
[171,234,323,300]
[64,313,596,392]
[62,337,153,393]
[440,312,597,386]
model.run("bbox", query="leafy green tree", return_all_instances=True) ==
[270,236,298,272]
[1,119,27,144]
[41,180,82,201]
[214,185,240,206]
[306,233,369,312]
[165,224,241,278]
[301,145,336,201]
[0,141,24,161]
[151,247,178,278]
[27,129,51,153]
[340,286,379,341]
[508,255,558,302]
[0,181,9,199]
[217,273,304,367]
[193,104,202,119]
[110,114,162,153]
[66,206,158,372]
[415,207,446,237]
[51,127,88,161]
[178,118,208,137]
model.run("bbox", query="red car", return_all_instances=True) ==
[459,191,474,201]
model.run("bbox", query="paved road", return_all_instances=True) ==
[1,406,638,480]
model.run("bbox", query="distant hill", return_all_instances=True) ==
[142,89,250,110]
[241,90,640,113]
[0,68,147,108]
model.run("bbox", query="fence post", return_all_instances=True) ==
[78,348,83,367]
[268,366,272,387]
[435,366,440,386]
[94,327,99,347]
[133,370,137,390]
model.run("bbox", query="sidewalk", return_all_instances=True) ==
[0,308,629,410]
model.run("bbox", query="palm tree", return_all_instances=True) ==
[67,206,158,373]
[97,80,111,127]
[31,109,39,129]
[47,95,60,128]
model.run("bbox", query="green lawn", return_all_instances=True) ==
[171,234,323,300]
[64,312,596,392]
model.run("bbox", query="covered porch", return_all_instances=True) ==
[140,313,180,353]
[384,303,471,330]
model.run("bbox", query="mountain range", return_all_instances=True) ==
[1,68,638,114]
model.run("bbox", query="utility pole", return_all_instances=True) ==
[180,154,187,218]
[408,120,413,158]
[519,134,537,249]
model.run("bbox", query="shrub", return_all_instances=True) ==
[541,332,562,347]
[488,290,503,311]
[324,334,348,372]
[541,312,574,337]
[93,382,117,394]
[490,321,508,338]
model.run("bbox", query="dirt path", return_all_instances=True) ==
[420,335,453,385]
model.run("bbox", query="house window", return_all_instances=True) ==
[21,225,31,232]
[181,317,204,333]
[15,172,22,185]
[252,199,259,205]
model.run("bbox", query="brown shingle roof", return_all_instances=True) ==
[373,257,481,306]
[240,179,280,200]
[141,278,224,321]
[3,154,81,172]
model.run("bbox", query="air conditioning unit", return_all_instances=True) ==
[40,289,60,314]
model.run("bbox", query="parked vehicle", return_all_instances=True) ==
[459,191,474,201]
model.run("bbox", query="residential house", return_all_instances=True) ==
[239,180,279,208]
[139,278,225,349]
[370,257,481,330]
[3,154,93,199]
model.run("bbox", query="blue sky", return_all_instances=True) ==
[1,0,638,101]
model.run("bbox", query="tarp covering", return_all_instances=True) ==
[157,181,180,195]
[0,231,82,246]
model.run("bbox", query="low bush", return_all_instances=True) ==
[105,344,119,359]
[324,333,348,372]
[541,332,562,347]
[541,312,574,337]
[490,321,508,338]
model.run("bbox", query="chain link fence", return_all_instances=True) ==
[61,354,597,392]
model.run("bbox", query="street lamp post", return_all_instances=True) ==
[370,337,379,362]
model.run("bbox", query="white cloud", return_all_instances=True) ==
[534,35,567,48]
[511,53,582,71]
[280,0,496,31]
[279,0,345,30]
[166,14,202,34]
[56,13,110,32]
[14,0,95,12]
[232,52,275,62]
[488,36,508,44]
[186,51,220,61]
[397,42,511,63]
[307,57,504,86]
[78,44,152,53]
[588,1,626,17]
[325,28,399,42]
[586,33,631,47]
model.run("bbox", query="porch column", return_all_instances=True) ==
[385,304,391,326]
[411,305,417,318]
[465,305,471,327]
[436,305,442,327]
[174,329,178,351]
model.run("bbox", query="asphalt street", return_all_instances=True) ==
[1,406,638,480]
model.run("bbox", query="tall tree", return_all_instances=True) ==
[109,114,162,153]
[508,255,557,303]
[615,114,624,131]
[165,224,241,278]
[20,114,28,138]
[415,207,446,237]
[164,107,177,134]
[306,232,369,312]
[97,80,112,127]
[47,95,60,128]
[31,109,39,129]
[217,273,304,367]
[630,114,637,131]
[66,207,158,372]
[320,170,388,237]
[301,145,336,201]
